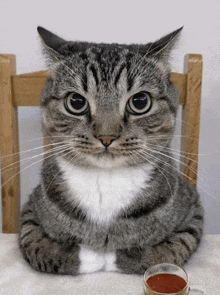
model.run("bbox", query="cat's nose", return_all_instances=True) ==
[98,135,117,147]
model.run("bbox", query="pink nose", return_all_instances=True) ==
[98,135,117,147]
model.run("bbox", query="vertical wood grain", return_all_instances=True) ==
[0,55,20,233]
[181,54,203,187]
[43,136,50,154]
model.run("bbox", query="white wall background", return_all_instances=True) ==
[0,0,220,234]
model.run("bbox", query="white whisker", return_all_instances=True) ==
[1,144,70,172]
[133,149,173,195]
[45,150,81,192]
[135,144,215,200]
[140,147,197,186]
[0,141,68,160]
[142,144,198,175]
[1,146,72,189]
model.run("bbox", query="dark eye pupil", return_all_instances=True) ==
[70,95,85,110]
[132,93,148,109]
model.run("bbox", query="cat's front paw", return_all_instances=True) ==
[79,245,106,274]
[104,252,119,272]
[116,247,150,275]
[79,246,120,274]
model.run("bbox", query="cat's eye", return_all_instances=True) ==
[64,93,89,115]
[126,92,152,115]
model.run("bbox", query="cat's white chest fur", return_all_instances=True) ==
[58,158,153,226]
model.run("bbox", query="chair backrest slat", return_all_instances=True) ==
[12,72,187,107]
[0,55,20,233]
[12,72,48,106]
[180,54,203,186]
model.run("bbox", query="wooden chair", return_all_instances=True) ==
[0,54,203,233]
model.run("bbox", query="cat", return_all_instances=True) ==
[19,26,204,275]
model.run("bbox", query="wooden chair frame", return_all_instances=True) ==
[0,54,202,233]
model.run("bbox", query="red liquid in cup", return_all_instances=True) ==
[146,273,187,293]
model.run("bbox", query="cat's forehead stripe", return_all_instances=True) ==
[113,64,126,88]
[89,65,99,88]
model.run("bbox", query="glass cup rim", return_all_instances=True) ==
[144,263,189,295]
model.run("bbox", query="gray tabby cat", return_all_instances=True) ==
[19,27,204,275]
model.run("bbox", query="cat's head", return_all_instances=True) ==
[38,27,182,168]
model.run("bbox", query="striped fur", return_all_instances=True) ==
[19,27,204,275]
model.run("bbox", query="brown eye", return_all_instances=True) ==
[126,92,152,115]
[65,93,89,115]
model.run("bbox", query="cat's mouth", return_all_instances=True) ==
[78,144,138,157]
[66,137,148,167]
[77,145,144,168]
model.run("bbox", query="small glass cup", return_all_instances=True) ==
[144,263,189,295]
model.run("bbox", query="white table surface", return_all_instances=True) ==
[0,234,220,295]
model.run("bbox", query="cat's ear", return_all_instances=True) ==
[148,27,183,61]
[37,26,66,52]
[37,26,67,66]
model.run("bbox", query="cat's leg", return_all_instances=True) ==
[19,202,81,275]
[19,202,109,275]
[115,208,204,275]
[116,235,195,275]
[116,231,201,275]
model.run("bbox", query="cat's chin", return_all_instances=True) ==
[85,154,132,169]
